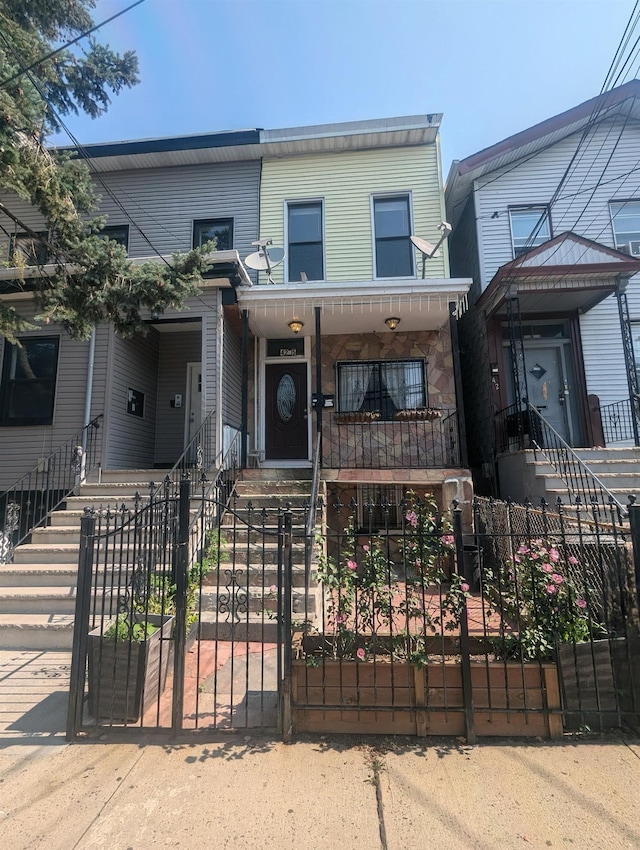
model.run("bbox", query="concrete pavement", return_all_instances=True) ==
[1,649,640,850]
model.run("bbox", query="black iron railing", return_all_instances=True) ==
[0,415,103,564]
[599,398,638,445]
[322,408,460,468]
[527,404,626,515]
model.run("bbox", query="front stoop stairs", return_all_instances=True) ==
[0,468,324,651]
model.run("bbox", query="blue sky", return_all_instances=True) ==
[50,0,636,173]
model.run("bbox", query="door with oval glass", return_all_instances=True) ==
[265,362,308,460]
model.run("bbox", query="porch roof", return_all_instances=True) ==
[235,277,472,337]
[0,249,251,294]
[477,232,640,317]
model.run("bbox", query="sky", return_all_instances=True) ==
[49,0,637,175]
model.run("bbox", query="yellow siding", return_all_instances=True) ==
[259,145,448,283]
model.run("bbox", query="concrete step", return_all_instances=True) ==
[204,563,309,587]
[86,468,172,484]
[241,468,312,481]
[0,614,74,649]
[200,586,310,615]
[75,482,163,498]
[31,526,81,545]
[0,565,78,587]
[575,448,640,462]
[12,544,80,565]
[235,481,314,497]
[0,586,77,615]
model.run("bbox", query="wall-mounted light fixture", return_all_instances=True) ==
[384,317,401,331]
[288,319,304,334]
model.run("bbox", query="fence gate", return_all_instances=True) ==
[67,478,291,738]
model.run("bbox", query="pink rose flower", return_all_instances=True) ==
[542,564,553,573]
[531,552,540,560]
[441,534,455,546]
[336,613,347,624]
[513,555,521,563]
[405,511,418,528]
[347,560,357,571]
[517,545,529,555]
[269,584,277,593]
[576,598,587,609]
[546,584,558,594]
[356,647,366,661]
[552,573,563,585]
[549,548,560,562]
[568,556,579,566]
[362,544,370,552]
[460,582,470,593]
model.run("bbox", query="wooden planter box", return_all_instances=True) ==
[87,613,174,723]
[291,659,561,738]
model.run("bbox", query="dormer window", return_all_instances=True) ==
[509,207,551,257]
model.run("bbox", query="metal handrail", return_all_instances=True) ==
[0,414,103,563]
[526,403,626,515]
[305,437,322,541]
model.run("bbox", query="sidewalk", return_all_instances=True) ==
[1,649,640,850]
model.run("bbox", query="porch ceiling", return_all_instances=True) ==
[485,276,619,317]
[236,278,472,337]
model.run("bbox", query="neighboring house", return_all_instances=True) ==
[446,80,640,501]
[0,130,261,490]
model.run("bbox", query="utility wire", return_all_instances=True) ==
[0,0,146,89]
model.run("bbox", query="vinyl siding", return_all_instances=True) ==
[107,330,159,468]
[260,145,448,284]
[474,119,640,289]
[154,329,202,467]
[0,302,91,489]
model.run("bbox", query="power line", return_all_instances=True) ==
[0,0,146,89]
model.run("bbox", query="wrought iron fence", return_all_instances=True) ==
[600,398,637,444]
[322,408,460,468]
[0,415,102,564]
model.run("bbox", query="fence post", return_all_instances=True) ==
[627,497,640,605]
[453,500,476,744]
[281,506,293,742]
[171,477,191,736]
[66,509,96,740]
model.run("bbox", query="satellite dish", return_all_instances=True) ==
[245,244,286,283]
[410,235,440,259]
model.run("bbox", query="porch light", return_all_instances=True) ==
[385,317,401,331]
[288,319,304,334]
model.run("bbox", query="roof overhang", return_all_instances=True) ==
[478,232,640,317]
[236,278,471,338]
[0,249,251,295]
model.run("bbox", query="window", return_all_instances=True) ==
[610,201,640,253]
[97,225,129,249]
[9,231,49,266]
[509,207,551,257]
[337,359,426,420]
[357,484,404,530]
[193,218,233,251]
[373,195,413,277]
[0,337,59,425]
[287,202,323,281]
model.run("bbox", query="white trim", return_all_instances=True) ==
[284,197,325,283]
[507,205,552,259]
[184,361,202,449]
[370,190,416,279]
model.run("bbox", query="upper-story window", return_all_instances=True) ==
[610,200,640,254]
[373,195,414,278]
[97,224,129,250]
[509,207,551,257]
[193,218,234,252]
[10,231,49,266]
[0,336,60,426]
[287,201,323,282]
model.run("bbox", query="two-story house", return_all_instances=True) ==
[446,80,640,503]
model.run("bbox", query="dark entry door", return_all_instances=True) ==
[524,345,571,443]
[265,362,308,460]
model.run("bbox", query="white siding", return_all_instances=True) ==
[474,119,640,289]
[154,329,201,467]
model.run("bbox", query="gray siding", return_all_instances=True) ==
[0,305,91,489]
[222,314,242,429]
[154,329,201,466]
[107,330,159,468]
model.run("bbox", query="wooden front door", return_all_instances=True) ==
[265,362,308,460]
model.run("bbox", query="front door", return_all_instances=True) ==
[265,362,308,460]
[524,345,572,443]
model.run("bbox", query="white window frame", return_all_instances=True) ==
[284,198,325,283]
[609,199,640,253]
[508,205,552,258]
[370,191,415,279]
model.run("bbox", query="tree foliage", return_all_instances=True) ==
[0,0,210,341]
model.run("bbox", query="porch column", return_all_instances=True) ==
[315,306,323,442]
[240,309,249,468]
[616,281,640,447]
[449,301,468,468]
